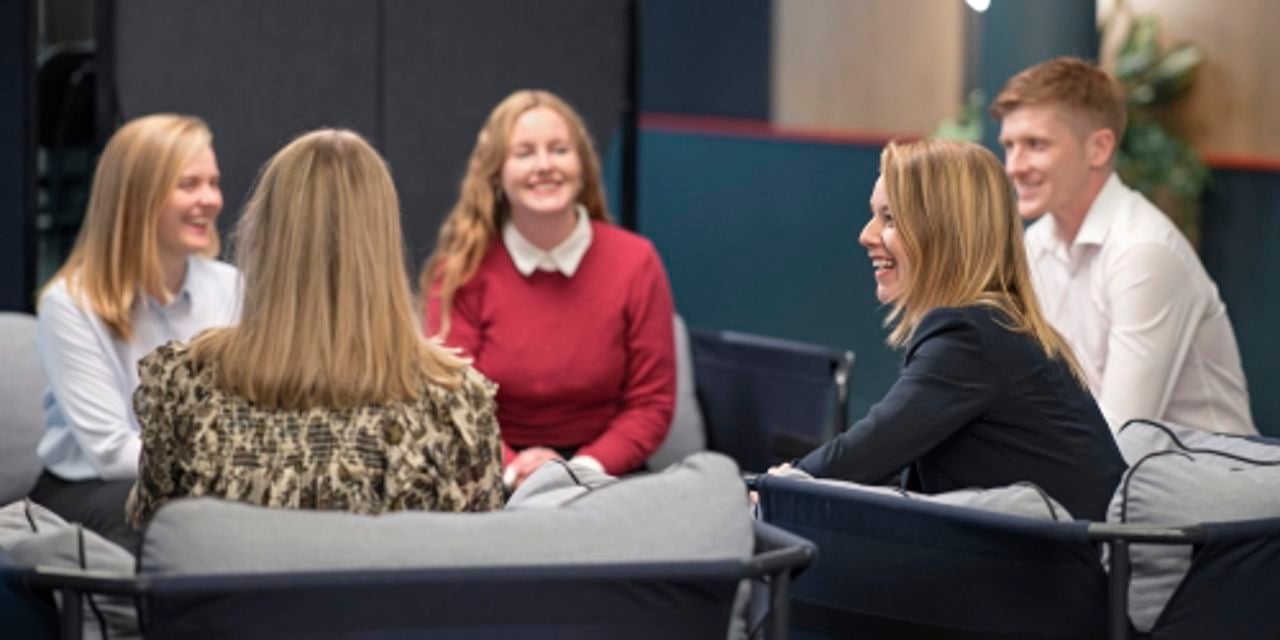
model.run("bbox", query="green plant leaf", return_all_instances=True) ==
[1116,16,1161,82]
[1150,44,1204,101]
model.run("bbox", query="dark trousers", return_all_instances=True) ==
[29,471,141,553]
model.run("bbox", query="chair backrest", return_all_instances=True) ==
[757,475,1108,639]
[133,521,815,640]
[690,329,852,473]
[648,314,707,470]
[141,560,747,640]
[1107,420,1280,634]
[139,452,753,576]
[124,453,810,639]
[1149,517,1280,639]
[0,313,46,504]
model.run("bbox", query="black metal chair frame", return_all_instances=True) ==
[12,520,815,640]
[691,329,855,471]
[746,474,1224,640]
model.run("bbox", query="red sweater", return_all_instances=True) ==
[425,222,676,474]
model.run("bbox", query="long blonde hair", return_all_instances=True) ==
[880,139,1084,382]
[419,89,610,337]
[45,114,218,340]
[192,129,465,409]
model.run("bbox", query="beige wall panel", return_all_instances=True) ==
[1117,0,1280,157]
[772,0,965,135]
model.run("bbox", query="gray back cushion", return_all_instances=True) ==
[1115,419,1280,467]
[1108,447,1280,632]
[1,499,139,640]
[141,452,752,576]
[770,468,1073,521]
[648,315,707,470]
[0,313,45,504]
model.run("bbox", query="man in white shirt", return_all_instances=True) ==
[992,57,1255,434]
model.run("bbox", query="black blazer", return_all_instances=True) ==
[798,305,1124,521]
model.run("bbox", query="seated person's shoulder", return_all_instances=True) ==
[457,364,498,403]
[912,306,1018,358]
[916,306,991,337]
[138,340,198,383]
[593,222,659,257]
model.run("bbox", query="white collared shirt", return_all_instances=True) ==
[502,206,593,278]
[36,257,242,480]
[1024,173,1255,434]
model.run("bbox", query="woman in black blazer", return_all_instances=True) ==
[788,139,1124,521]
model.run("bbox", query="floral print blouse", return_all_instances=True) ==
[126,341,504,530]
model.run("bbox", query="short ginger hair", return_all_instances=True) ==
[990,56,1127,140]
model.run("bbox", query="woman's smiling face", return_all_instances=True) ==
[860,176,907,304]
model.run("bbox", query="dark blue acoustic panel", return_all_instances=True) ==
[0,0,36,312]
[112,0,380,247]
[108,0,635,271]
[382,0,632,266]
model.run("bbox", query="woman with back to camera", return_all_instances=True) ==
[126,129,504,530]
[779,139,1125,520]
[33,114,239,550]
[422,90,676,490]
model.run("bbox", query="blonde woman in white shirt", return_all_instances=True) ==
[32,114,240,550]
[992,57,1254,435]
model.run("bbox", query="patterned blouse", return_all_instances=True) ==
[126,342,505,530]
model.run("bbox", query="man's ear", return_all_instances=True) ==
[1086,128,1117,169]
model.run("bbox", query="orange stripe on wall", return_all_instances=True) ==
[1203,153,1280,173]
[639,113,920,148]
[640,113,1280,174]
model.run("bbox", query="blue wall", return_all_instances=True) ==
[1202,168,1280,435]
[623,128,1280,435]
[970,0,1099,153]
[639,0,771,119]
[635,130,900,421]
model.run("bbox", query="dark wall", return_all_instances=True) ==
[969,0,1099,152]
[635,128,1280,436]
[0,0,36,312]
[636,130,899,422]
[639,0,770,119]
[107,0,633,272]
[1201,168,1280,434]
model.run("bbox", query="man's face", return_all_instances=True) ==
[997,104,1101,221]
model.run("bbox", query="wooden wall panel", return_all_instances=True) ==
[1112,0,1280,158]
[771,0,965,135]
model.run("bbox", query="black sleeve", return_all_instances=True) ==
[797,308,1000,483]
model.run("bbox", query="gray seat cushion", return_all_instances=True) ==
[141,451,752,576]
[1107,445,1280,632]
[768,468,1073,521]
[505,458,618,510]
[0,313,46,504]
[1115,419,1280,467]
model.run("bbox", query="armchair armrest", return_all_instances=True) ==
[1085,523,1208,640]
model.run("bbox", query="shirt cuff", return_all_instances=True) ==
[568,455,605,475]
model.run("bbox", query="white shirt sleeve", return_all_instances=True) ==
[1097,244,1207,429]
[37,292,142,480]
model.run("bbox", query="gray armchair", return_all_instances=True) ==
[0,312,46,504]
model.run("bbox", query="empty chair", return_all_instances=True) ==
[755,474,1109,639]
[691,329,853,473]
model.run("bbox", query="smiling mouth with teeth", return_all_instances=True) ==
[873,259,896,271]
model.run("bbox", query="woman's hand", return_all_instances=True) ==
[503,447,565,490]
